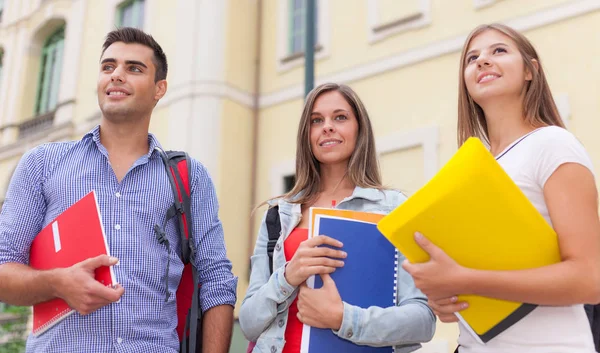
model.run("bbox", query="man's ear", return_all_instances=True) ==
[525,59,539,81]
[154,80,168,101]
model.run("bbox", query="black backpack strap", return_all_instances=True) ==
[265,206,281,275]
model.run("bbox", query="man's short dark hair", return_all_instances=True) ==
[101,27,168,82]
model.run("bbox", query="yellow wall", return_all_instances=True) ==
[225,0,258,93]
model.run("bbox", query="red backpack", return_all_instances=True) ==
[156,149,201,353]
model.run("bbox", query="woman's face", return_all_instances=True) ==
[309,90,359,167]
[463,29,533,106]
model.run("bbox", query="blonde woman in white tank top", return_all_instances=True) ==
[402,23,600,353]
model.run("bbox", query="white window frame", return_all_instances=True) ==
[367,0,432,44]
[474,0,501,10]
[276,0,330,73]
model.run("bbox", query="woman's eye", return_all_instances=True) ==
[467,55,478,63]
[494,47,507,54]
[311,117,322,124]
[335,115,347,121]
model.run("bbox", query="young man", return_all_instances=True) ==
[0,27,237,353]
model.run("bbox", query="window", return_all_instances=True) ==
[288,0,318,55]
[117,0,145,28]
[0,0,5,23]
[367,0,431,43]
[283,175,296,193]
[35,27,65,115]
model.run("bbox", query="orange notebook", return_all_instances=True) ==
[29,191,116,336]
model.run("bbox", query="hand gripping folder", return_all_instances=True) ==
[377,137,561,344]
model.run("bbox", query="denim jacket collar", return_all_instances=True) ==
[275,186,385,216]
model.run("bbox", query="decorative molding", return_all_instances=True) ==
[377,125,439,180]
[0,122,74,160]
[268,125,440,196]
[474,0,500,10]
[367,0,431,44]
[260,0,600,108]
[276,0,331,73]
[159,81,255,109]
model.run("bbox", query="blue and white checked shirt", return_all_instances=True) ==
[0,126,238,353]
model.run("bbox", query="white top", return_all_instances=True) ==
[458,126,596,353]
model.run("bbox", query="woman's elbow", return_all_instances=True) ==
[239,303,260,342]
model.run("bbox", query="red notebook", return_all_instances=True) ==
[29,191,116,335]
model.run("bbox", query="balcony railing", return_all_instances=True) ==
[18,111,55,138]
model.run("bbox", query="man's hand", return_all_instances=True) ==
[54,255,124,315]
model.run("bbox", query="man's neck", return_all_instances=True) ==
[99,118,151,159]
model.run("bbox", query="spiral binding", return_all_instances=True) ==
[393,249,399,306]
[33,307,74,337]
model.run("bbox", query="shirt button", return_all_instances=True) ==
[282,288,289,295]
[346,329,353,338]
[278,319,285,327]
[270,346,277,353]
[117,337,123,344]
[115,224,121,230]
[275,243,281,251]
[115,192,121,198]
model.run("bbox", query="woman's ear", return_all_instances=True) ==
[525,59,539,81]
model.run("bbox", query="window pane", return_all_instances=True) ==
[288,0,319,55]
[36,28,65,115]
[118,0,145,28]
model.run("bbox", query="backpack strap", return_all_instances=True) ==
[156,148,201,353]
[265,206,281,274]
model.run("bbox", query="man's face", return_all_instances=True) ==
[97,42,166,121]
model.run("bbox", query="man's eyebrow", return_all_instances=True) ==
[125,60,148,68]
[99,58,148,69]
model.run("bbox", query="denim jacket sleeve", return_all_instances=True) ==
[333,253,436,351]
[239,209,297,342]
[333,190,436,352]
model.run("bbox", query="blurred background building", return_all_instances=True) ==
[0,0,598,352]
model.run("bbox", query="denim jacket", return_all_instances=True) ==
[239,187,436,353]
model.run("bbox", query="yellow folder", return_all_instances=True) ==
[377,137,561,344]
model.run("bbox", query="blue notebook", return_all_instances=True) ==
[301,215,397,353]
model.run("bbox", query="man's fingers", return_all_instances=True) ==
[81,255,119,270]
[89,281,124,302]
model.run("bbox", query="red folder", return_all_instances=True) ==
[29,191,116,335]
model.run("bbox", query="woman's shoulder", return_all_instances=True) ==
[371,188,408,210]
[530,126,583,147]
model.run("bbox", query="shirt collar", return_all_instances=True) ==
[84,125,163,159]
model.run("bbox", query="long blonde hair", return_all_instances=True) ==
[267,83,383,207]
[457,23,565,146]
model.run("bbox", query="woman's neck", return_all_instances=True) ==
[318,163,355,200]
[481,97,535,156]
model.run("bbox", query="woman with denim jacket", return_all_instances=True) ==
[239,83,436,353]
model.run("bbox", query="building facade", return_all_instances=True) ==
[0,0,599,352]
